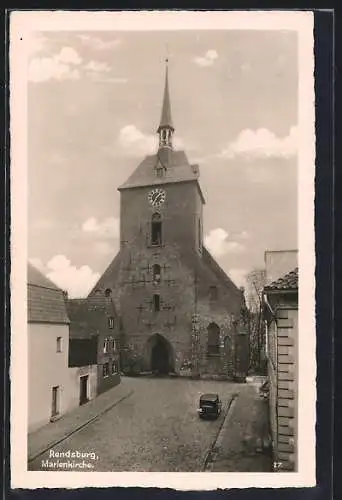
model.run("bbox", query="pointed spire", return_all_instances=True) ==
[157,58,174,151]
[157,59,174,132]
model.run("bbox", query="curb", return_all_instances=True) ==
[28,389,134,462]
[202,392,239,471]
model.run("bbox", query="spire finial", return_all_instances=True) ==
[157,48,174,150]
[165,42,169,64]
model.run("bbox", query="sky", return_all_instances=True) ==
[27,29,298,297]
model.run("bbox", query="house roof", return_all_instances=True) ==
[27,263,69,324]
[28,262,59,289]
[264,267,298,291]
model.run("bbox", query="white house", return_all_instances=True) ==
[27,263,97,433]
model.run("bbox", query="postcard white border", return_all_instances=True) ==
[10,10,316,490]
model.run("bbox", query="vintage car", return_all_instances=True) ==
[197,393,222,419]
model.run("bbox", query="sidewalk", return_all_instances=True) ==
[28,379,134,461]
[210,381,273,472]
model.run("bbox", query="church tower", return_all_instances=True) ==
[118,59,205,257]
[90,60,246,379]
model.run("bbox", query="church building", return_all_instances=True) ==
[89,61,247,379]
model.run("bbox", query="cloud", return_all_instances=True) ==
[102,77,128,84]
[118,125,157,156]
[84,60,111,73]
[228,268,248,288]
[46,254,100,298]
[236,230,250,240]
[57,46,82,65]
[83,60,125,82]
[82,216,119,239]
[204,228,245,258]
[193,50,218,67]
[28,46,82,82]
[77,34,121,51]
[118,125,184,157]
[219,126,298,159]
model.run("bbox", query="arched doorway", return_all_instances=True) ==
[144,334,174,374]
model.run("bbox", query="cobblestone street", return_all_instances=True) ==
[29,377,240,472]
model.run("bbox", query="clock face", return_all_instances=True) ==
[148,188,166,208]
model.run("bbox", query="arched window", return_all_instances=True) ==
[105,288,112,297]
[151,213,162,246]
[207,322,220,356]
[153,294,160,312]
[152,264,161,284]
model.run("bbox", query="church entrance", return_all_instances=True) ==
[145,334,174,375]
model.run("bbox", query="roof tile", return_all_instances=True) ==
[265,267,298,291]
[28,285,70,324]
[27,263,69,324]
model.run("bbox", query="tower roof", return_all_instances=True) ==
[117,150,205,203]
[157,60,174,132]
